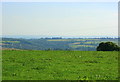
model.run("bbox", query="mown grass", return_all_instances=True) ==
[2,50,118,80]
[69,45,96,48]
[0,41,20,43]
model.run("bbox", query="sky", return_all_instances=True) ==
[1,0,119,2]
[1,1,118,37]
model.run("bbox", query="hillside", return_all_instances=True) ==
[1,38,118,51]
[2,50,118,80]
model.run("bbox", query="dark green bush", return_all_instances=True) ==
[97,42,120,51]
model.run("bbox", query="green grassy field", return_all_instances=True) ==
[2,50,118,80]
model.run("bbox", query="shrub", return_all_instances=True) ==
[96,42,120,51]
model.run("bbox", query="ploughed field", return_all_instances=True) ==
[2,50,118,80]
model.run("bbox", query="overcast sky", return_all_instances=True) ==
[1,2,118,37]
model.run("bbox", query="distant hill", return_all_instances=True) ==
[1,38,118,51]
[1,35,118,39]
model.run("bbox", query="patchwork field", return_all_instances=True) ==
[1,38,118,51]
[2,50,118,80]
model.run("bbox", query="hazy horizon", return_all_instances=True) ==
[2,2,118,37]
[0,35,118,39]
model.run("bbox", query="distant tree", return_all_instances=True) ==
[96,42,120,51]
[45,48,52,51]
[65,48,72,51]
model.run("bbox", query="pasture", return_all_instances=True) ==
[2,50,118,80]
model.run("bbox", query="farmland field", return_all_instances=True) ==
[1,38,118,51]
[2,50,118,80]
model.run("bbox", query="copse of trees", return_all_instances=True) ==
[97,42,120,51]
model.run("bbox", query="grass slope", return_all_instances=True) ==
[2,50,118,80]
